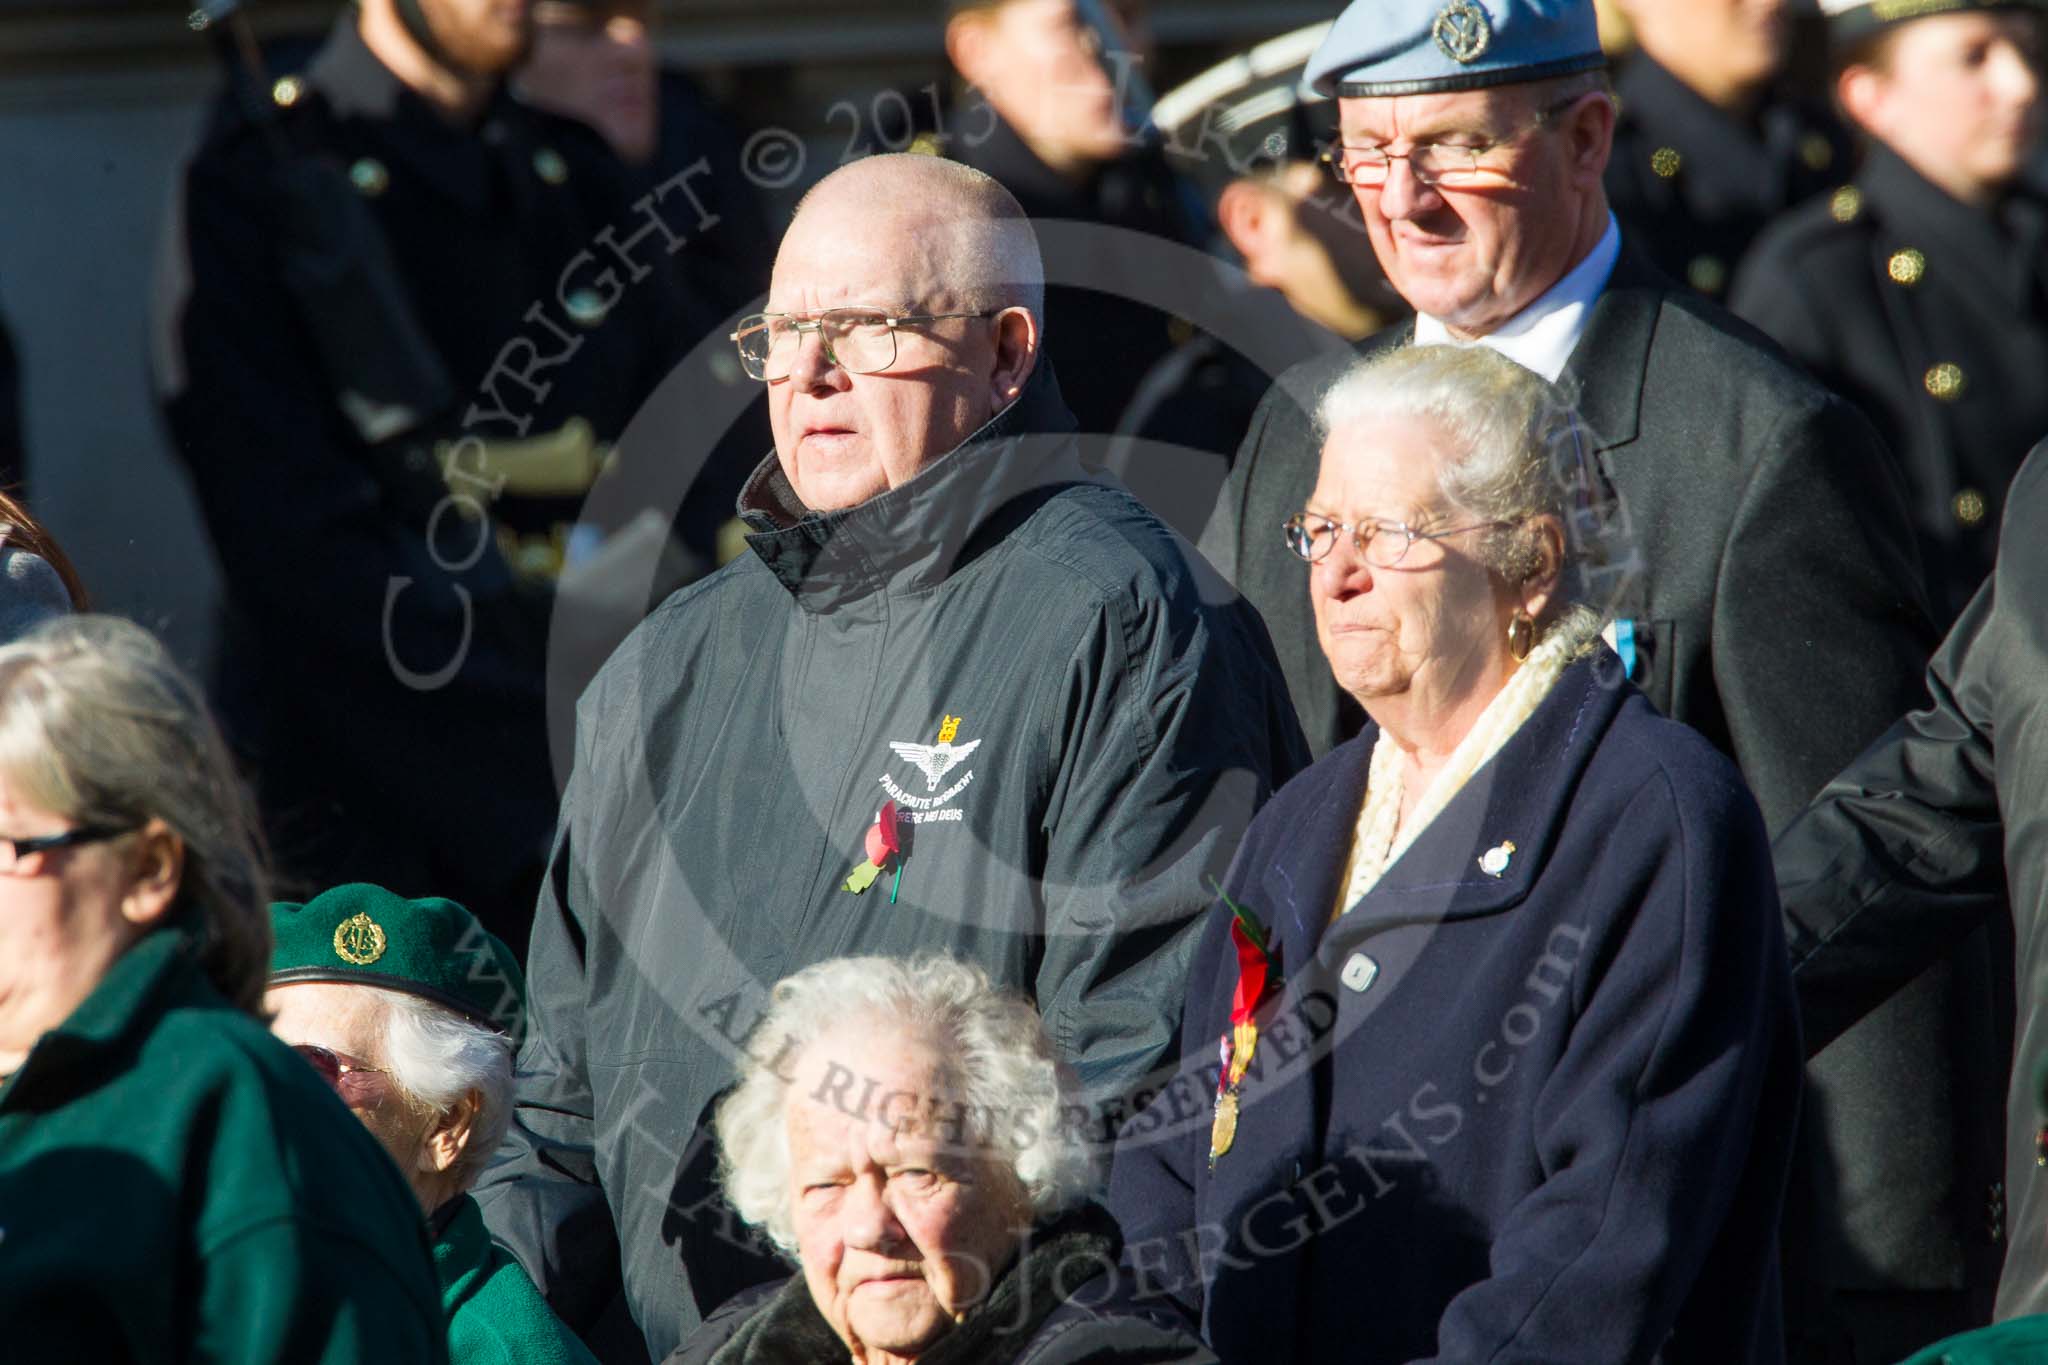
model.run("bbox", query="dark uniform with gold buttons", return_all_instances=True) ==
[1732,140,2048,626]
[1607,51,1851,301]
[155,15,730,956]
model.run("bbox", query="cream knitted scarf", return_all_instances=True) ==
[1333,605,1603,919]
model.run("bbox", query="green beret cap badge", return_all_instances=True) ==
[333,912,387,966]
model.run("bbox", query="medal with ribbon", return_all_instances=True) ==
[843,801,910,901]
[1208,877,1276,1169]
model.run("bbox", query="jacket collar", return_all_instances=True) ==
[708,1204,1120,1365]
[1374,235,1661,454]
[307,14,520,217]
[1858,140,2048,311]
[736,359,1086,612]
[1263,649,1630,963]
[0,929,194,1113]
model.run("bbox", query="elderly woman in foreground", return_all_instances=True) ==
[265,883,597,1365]
[670,954,1214,1365]
[0,616,447,1362]
[1108,346,1803,1364]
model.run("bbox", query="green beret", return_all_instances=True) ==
[269,883,525,1039]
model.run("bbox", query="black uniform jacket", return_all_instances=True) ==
[1107,648,1801,1365]
[1732,142,2048,626]
[1778,443,2048,1320]
[155,17,722,946]
[474,363,1309,1362]
[1607,52,1849,302]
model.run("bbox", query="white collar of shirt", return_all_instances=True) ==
[1411,214,1622,383]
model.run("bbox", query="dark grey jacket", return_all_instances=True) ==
[1778,442,2048,1320]
[1195,245,1982,1310]
[476,365,1308,1362]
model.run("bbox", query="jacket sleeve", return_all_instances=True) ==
[1423,766,1798,1364]
[1035,577,1308,1122]
[1711,394,1935,835]
[1776,575,2009,1054]
[472,718,622,1332]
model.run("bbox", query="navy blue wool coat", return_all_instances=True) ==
[1107,649,1801,1364]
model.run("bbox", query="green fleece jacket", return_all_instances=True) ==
[435,1194,596,1365]
[0,929,447,1363]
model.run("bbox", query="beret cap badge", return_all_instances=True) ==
[332,912,387,966]
[1433,0,1493,64]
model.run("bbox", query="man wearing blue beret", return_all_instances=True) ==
[1197,1,1987,1362]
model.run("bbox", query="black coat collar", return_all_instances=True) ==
[704,1204,1120,1365]
[735,358,1086,612]
[1857,140,2048,313]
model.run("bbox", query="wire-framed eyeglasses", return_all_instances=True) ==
[1284,512,1511,568]
[729,307,1001,381]
[1318,94,1588,189]
[0,823,135,876]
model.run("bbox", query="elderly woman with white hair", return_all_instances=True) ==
[0,616,447,1362]
[264,882,597,1365]
[1108,345,1805,1364]
[669,954,1215,1365]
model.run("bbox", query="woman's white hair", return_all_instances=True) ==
[377,990,515,1193]
[716,954,1097,1256]
[1317,344,1586,591]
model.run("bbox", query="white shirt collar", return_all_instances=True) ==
[1411,213,1622,383]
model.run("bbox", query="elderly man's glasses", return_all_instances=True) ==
[729,308,1001,382]
[0,823,134,876]
[292,1043,392,1103]
[1319,94,1587,188]
[1284,512,1509,568]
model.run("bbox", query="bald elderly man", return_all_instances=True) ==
[475,153,1308,1362]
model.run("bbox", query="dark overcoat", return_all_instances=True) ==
[1194,244,1972,1321]
[1778,443,2048,1322]
[1106,649,1802,1364]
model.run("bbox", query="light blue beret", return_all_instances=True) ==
[1304,0,1605,99]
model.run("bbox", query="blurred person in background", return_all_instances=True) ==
[0,304,21,493]
[516,0,774,318]
[942,0,1208,442]
[669,955,1214,1365]
[1105,85,1405,540]
[155,0,736,958]
[267,884,599,1365]
[1604,0,1851,300]
[0,616,446,1364]
[1732,0,2048,629]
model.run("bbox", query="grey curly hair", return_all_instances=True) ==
[1317,344,1587,596]
[715,954,1098,1255]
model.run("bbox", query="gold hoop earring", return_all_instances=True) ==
[1507,609,1535,662]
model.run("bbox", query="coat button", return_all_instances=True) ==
[1887,249,1926,286]
[1686,255,1728,295]
[533,147,570,185]
[1830,186,1863,222]
[349,157,390,198]
[1650,147,1682,179]
[1800,132,1835,171]
[1953,488,1988,528]
[271,75,303,108]
[1924,363,1965,401]
[1341,953,1379,993]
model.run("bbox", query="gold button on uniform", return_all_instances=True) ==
[1953,487,1988,528]
[1830,186,1863,223]
[1800,132,1835,171]
[270,75,303,108]
[1888,249,1926,286]
[348,157,389,197]
[1687,255,1728,295]
[1925,363,1965,401]
[533,147,569,185]
[1650,147,1682,179]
